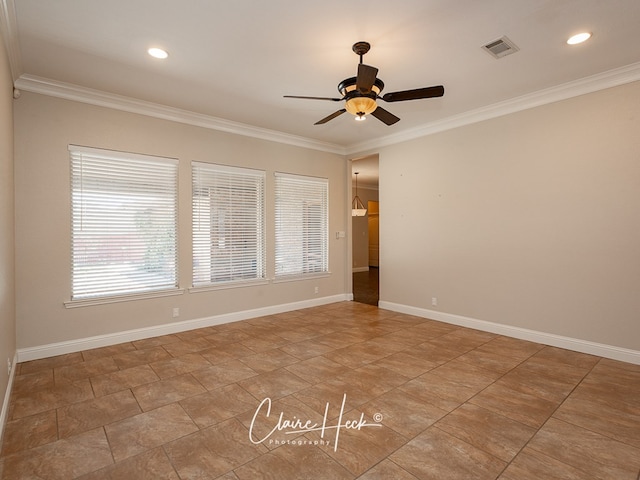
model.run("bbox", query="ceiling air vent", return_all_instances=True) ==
[482,36,519,59]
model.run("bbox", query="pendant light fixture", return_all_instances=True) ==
[352,172,367,216]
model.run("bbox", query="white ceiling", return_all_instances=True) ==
[4,0,640,155]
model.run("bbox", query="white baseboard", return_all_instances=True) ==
[1,351,18,447]
[19,295,638,366]
[379,301,640,365]
[17,294,350,363]
[352,267,369,273]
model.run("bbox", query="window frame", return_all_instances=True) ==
[274,172,330,281]
[65,145,181,307]
[190,161,267,291]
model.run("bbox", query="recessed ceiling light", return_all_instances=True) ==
[148,47,168,59]
[567,32,592,45]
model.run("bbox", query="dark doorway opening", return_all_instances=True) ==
[353,267,379,306]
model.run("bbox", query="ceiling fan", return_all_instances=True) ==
[284,41,444,126]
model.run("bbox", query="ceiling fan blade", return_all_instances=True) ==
[284,95,342,102]
[356,64,378,93]
[381,85,445,102]
[371,107,400,126]
[314,109,347,125]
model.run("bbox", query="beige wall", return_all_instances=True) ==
[379,81,640,351]
[14,92,349,350]
[351,186,379,270]
[0,32,16,419]
[10,73,640,358]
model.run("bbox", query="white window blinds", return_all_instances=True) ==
[275,172,329,278]
[70,145,179,300]
[192,162,266,287]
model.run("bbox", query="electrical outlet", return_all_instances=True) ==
[431,297,438,307]
[7,358,12,376]
[314,286,319,294]
[172,307,180,318]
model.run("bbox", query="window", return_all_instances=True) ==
[274,172,329,278]
[69,145,178,301]
[192,162,266,287]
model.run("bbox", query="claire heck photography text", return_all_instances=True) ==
[249,393,383,452]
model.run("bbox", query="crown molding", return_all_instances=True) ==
[13,60,640,158]
[14,74,347,155]
[0,0,22,81]
[346,61,640,155]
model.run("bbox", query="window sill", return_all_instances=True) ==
[64,288,185,308]
[189,279,270,293]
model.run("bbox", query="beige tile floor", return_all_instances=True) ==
[1,302,639,479]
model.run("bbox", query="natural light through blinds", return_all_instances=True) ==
[192,162,266,287]
[69,145,179,300]
[274,172,329,278]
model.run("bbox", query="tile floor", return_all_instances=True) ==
[1,302,639,479]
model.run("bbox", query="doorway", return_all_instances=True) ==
[367,200,379,267]
[353,267,379,305]
[351,157,379,306]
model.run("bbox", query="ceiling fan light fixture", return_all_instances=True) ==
[345,96,377,116]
